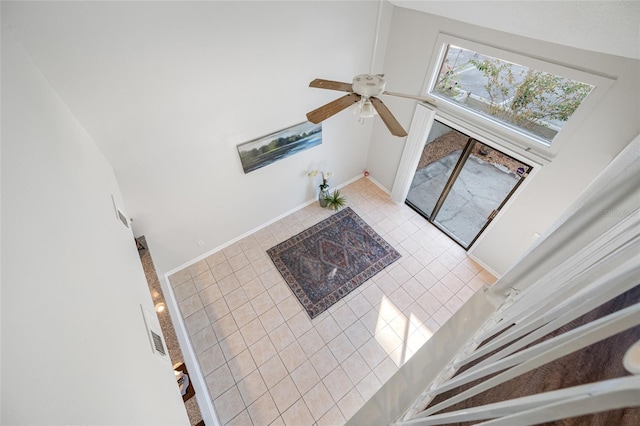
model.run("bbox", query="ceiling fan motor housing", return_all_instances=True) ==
[352,74,386,97]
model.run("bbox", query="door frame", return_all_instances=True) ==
[392,103,542,250]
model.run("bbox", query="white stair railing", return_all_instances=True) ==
[395,208,640,425]
[399,376,640,426]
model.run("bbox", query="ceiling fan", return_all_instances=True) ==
[307,0,435,137]
[305,74,435,137]
[307,74,400,136]
[306,1,435,137]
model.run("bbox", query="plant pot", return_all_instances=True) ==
[318,189,329,207]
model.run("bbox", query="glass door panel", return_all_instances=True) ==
[433,143,531,247]
[406,119,532,249]
[405,121,469,219]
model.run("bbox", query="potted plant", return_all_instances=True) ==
[324,189,346,211]
[308,170,333,207]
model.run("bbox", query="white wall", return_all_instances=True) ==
[113,1,382,276]
[7,1,636,280]
[368,6,640,275]
[1,1,386,277]
[389,1,640,61]
[1,29,188,425]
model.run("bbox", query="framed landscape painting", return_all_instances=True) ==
[237,121,322,173]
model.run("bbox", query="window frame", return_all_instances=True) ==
[422,34,615,159]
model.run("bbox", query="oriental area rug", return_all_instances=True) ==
[267,207,401,319]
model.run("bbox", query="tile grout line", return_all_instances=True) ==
[170,178,496,426]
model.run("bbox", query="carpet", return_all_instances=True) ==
[267,207,401,319]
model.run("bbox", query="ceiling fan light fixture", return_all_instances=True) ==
[360,98,375,118]
[305,1,409,136]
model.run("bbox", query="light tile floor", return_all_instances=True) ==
[168,178,497,426]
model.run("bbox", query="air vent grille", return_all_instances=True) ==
[111,194,130,228]
[117,209,129,228]
[151,330,166,356]
[141,305,169,361]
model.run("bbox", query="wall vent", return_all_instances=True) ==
[111,194,130,229]
[151,330,166,356]
[141,305,169,361]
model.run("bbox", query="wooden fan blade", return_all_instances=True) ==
[309,79,353,92]
[306,93,361,124]
[370,97,408,137]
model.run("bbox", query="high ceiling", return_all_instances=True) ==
[390,0,640,60]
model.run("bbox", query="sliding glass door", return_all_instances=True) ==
[406,120,531,249]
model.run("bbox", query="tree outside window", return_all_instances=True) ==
[432,45,594,144]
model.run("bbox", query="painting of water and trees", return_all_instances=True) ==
[237,121,322,173]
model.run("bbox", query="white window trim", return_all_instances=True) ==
[434,107,547,167]
[422,33,615,160]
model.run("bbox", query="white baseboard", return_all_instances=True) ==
[366,175,392,196]
[165,174,367,277]
[159,276,220,426]
[160,173,369,424]
[467,252,501,280]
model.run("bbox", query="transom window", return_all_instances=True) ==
[424,35,613,156]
